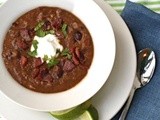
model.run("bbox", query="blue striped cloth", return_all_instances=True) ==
[106,0,160,14]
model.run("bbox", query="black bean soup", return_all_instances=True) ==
[2,7,94,93]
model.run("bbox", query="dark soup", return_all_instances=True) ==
[2,7,94,93]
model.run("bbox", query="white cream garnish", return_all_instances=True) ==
[30,34,63,62]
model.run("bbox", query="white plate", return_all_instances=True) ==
[0,0,136,119]
[0,0,115,111]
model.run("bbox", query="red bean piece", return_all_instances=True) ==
[53,18,63,30]
[44,20,52,30]
[33,58,43,68]
[28,28,35,38]
[72,53,79,65]
[20,29,31,41]
[50,66,63,79]
[74,31,82,41]
[39,65,48,78]
[57,67,63,78]
[75,47,81,59]
[36,66,48,80]
[63,60,75,72]
[32,68,40,79]
[20,56,27,67]
[17,40,28,50]
[43,74,53,83]
[75,47,84,62]
[70,47,79,65]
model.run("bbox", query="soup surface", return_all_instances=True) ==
[2,7,94,93]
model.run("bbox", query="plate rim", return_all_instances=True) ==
[92,0,136,119]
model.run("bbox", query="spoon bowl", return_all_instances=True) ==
[137,48,156,86]
[119,48,156,120]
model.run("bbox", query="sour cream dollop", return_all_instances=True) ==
[30,34,63,61]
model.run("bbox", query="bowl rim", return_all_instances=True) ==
[0,0,116,111]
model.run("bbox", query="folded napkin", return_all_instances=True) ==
[112,0,160,120]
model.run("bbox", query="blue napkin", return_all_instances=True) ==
[112,0,160,120]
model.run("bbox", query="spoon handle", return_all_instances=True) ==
[118,86,136,120]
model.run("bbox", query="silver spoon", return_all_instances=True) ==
[119,48,156,120]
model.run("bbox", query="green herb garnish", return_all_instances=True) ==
[28,50,37,57]
[34,21,55,37]
[28,40,39,57]
[61,48,72,59]
[43,55,49,62]
[36,29,55,37]
[34,21,45,31]
[61,48,69,56]
[43,55,59,68]
[36,29,46,37]
[48,30,55,34]
[32,40,38,49]
[62,23,68,37]
[47,58,59,68]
